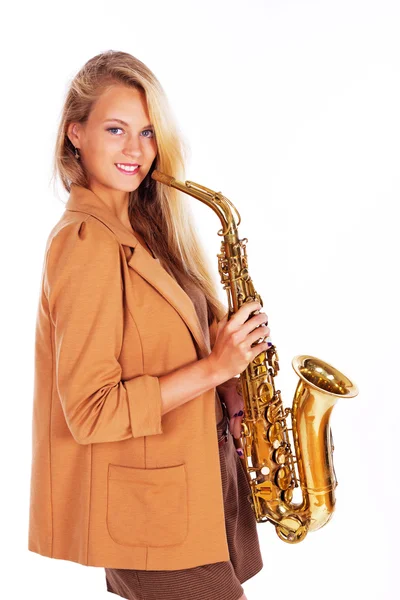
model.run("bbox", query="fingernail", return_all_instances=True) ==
[236,448,244,456]
[237,410,244,416]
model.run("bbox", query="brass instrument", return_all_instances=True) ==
[151,169,359,543]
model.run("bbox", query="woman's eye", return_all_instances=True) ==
[107,127,123,135]
[106,127,155,138]
[141,129,155,138]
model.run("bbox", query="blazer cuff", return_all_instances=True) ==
[125,374,163,438]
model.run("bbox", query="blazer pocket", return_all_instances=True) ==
[107,463,188,547]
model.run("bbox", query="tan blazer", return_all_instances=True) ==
[28,183,230,570]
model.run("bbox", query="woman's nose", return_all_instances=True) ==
[123,136,142,158]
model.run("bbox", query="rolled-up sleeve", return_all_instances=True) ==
[45,216,163,445]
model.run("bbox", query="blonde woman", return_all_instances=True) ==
[28,50,270,600]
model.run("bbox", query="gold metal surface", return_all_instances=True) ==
[151,169,359,543]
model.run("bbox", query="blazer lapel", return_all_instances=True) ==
[126,244,210,358]
[64,184,209,360]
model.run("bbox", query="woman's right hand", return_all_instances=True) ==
[207,300,271,384]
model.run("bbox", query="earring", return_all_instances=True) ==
[74,146,80,160]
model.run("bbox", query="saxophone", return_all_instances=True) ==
[151,169,359,543]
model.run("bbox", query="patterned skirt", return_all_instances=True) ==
[105,401,263,600]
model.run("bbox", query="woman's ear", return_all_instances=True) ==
[66,122,80,148]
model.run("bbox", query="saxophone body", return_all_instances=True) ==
[151,169,359,543]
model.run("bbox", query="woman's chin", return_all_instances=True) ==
[110,175,143,193]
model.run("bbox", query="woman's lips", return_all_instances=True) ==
[115,164,140,175]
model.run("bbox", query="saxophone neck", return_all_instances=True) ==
[151,169,240,236]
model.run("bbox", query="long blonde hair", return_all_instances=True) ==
[51,49,226,324]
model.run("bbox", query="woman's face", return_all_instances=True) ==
[67,84,157,196]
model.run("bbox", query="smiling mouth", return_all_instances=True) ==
[115,163,140,174]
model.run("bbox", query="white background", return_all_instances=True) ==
[1,1,398,598]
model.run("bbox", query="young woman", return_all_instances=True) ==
[28,50,271,600]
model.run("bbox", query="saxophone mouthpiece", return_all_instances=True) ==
[151,170,175,186]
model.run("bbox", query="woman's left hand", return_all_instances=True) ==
[217,377,244,440]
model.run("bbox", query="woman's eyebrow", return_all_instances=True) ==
[103,118,153,128]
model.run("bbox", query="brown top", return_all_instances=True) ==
[28,186,234,572]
